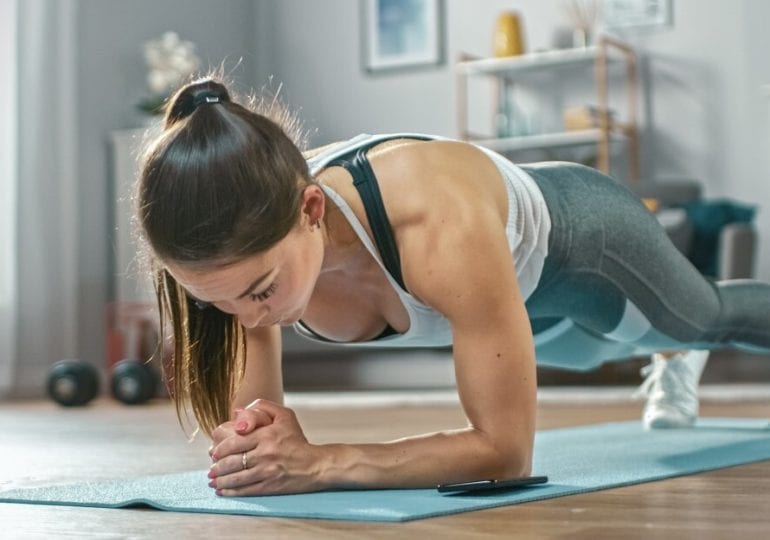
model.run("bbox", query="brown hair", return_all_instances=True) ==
[137,77,311,436]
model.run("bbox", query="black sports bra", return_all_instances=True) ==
[297,136,431,342]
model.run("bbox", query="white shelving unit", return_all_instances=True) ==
[457,45,600,76]
[456,36,640,183]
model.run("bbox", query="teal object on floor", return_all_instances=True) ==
[2,418,769,522]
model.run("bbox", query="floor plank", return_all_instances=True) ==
[1,394,768,539]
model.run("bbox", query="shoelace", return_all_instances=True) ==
[634,359,667,399]
[634,357,698,413]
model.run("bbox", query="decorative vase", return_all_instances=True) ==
[493,12,525,57]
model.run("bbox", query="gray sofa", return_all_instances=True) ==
[636,180,757,280]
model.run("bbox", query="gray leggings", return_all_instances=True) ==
[521,162,770,371]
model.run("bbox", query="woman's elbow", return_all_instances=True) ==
[480,432,533,478]
[495,446,532,478]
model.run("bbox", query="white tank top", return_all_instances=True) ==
[294,133,551,348]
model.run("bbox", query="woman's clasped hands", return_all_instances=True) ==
[207,399,327,496]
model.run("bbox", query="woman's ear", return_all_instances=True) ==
[300,184,325,229]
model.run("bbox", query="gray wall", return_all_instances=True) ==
[254,0,454,142]
[256,0,770,281]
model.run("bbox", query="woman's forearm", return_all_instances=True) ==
[315,427,532,490]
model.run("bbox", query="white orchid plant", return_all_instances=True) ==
[137,31,201,115]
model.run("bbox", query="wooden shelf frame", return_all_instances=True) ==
[596,35,640,183]
[456,36,640,183]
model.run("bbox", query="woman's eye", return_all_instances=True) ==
[251,283,277,302]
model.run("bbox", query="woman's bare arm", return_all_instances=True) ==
[209,142,538,494]
[231,325,284,410]
[212,207,536,493]
[314,186,537,487]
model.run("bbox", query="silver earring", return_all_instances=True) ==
[315,219,322,230]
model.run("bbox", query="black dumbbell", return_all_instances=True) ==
[110,359,157,405]
[47,359,100,407]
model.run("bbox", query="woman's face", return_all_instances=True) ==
[166,223,324,329]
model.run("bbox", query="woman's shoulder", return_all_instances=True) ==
[312,135,507,225]
[370,139,509,227]
[371,138,499,187]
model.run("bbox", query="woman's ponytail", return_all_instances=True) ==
[164,78,231,129]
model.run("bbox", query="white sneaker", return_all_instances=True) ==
[636,350,709,430]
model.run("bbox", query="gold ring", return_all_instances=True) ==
[242,451,248,470]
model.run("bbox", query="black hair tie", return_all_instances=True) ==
[192,92,221,108]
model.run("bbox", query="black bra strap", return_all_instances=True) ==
[340,148,406,289]
[328,136,432,290]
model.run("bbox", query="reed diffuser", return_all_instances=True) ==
[563,0,599,48]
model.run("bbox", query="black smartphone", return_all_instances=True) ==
[437,475,548,494]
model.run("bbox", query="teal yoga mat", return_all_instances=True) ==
[2,418,769,522]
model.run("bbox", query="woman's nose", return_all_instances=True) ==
[236,304,269,329]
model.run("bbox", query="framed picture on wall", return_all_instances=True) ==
[603,0,673,29]
[362,0,445,73]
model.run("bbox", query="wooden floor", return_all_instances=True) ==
[1,393,769,539]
